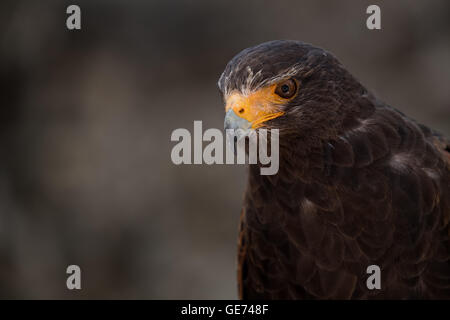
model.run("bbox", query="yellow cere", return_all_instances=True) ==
[225,84,287,129]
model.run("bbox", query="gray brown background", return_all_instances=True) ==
[0,0,449,299]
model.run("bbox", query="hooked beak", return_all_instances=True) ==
[224,109,251,131]
[224,109,251,154]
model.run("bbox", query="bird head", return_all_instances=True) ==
[219,40,372,147]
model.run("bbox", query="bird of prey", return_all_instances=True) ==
[218,40,450,299]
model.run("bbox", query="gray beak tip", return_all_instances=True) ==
[224,109,251,131]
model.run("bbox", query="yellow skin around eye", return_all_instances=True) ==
[224,84,290,129]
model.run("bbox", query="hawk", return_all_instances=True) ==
[218,40,450,299]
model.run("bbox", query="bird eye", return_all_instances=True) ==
[275,79,297,99]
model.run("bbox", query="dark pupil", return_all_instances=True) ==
[281,84,290,93]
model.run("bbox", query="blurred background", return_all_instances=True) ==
[0,0,449,299]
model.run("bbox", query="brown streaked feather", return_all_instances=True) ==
[237,208,247,299]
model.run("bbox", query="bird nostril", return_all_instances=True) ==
[238,108,245,114]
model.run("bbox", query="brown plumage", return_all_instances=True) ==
[219,40,450,299]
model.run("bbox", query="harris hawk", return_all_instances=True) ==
[218,40,450,299]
